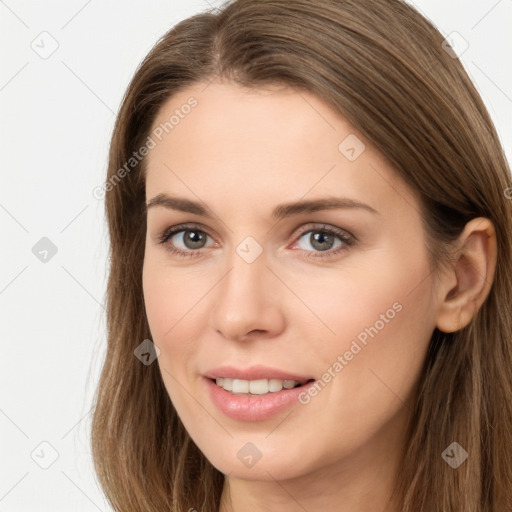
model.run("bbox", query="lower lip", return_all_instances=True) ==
[204,377,316,422]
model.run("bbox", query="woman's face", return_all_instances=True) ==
[142,80,441,482]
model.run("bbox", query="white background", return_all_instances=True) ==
[1,1,511,510]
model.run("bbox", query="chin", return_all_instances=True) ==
[202,439,317,482]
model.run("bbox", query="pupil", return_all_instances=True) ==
[311,232,333,251]
[185,230,205,249]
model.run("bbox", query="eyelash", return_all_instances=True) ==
[157,223,355,260]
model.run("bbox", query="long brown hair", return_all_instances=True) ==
[90,1,512,510]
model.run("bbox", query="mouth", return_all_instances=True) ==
[204,371,318,421]
[209,377,316,396]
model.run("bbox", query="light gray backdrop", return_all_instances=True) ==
[1,1,511,510]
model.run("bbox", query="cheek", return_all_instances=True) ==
[143,262,182,377]
[142,257,204,340]
[142,259,211,383]
[142,263,198,414]
[142,264,171,338]
[290,246,434,423]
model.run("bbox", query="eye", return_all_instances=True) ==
[157,222,355,259]
[157,224,215,258]
[291,224,355,259]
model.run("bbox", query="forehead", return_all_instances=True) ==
[144,80,417,221]
[148,80,355,164]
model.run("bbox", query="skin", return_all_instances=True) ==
[142,79,497,512]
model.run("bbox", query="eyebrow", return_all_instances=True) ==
[146,193,380,219]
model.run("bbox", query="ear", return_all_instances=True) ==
[435,217,497,333]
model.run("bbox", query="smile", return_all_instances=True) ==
[214,377,311,395]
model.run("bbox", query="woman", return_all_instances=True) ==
[91,1,512,510]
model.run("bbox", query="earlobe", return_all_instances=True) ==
[435,217,497,334]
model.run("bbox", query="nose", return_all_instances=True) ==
[209,250,286,342]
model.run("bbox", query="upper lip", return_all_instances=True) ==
[203,365,315,383]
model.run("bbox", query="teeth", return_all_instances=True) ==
[214,378,304,395]
[282,380,297,389]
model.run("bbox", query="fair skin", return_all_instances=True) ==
[142,80,497,512]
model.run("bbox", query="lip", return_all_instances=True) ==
[203,365,315,382]
[203,374,317,422]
